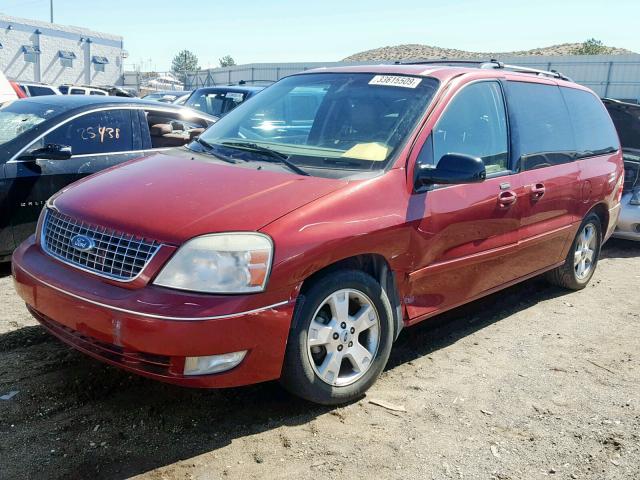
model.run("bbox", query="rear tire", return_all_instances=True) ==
[546,213,602,290]
[280,269,394,405]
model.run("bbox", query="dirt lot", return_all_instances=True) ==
[1,239,639,480]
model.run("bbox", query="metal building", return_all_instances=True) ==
[0,14,124,87]
[185,55,640,102]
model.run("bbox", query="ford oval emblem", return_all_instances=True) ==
[70,234,95,253]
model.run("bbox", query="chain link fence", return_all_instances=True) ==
[122,56,640,102]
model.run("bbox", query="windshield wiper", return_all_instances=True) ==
[190,137,236,164]
[221,141,309,176]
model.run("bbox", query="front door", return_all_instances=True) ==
[406,80,525,321]
[5,108,139,246]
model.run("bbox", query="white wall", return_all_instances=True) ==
[0,14,123,86]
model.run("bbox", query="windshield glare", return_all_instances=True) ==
[0,101,60,146]
[198,73,439,176]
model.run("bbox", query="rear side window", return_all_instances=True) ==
[40,110,134,155]
[27,85,55,96]
[507,82,575,170]
[561,88,619,156]
[430,81,509,173]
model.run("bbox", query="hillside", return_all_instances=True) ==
[343,42,635,62]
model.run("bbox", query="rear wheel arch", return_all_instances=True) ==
[586,203,609,238]
[296,254,404,341]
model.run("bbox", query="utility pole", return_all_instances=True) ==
[50,0,53,23]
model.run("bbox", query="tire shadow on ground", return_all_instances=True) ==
[386,275,568,369]
[0,262,11,278]
[601,238,640,259]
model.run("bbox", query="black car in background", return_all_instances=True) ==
[183,85,264,117]
[0,96,215,261]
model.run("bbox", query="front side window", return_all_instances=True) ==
[429,81,508,174]
[145,109,209,149]
[507,81,575,170]
[69,88,85,95]
[198,73,439,177]
[30,110,133,155]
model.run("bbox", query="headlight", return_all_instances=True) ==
[154,233,273,293]
[630,187,640,206]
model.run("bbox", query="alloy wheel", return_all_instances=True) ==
[306,289,380,387]
[574,223,597,280]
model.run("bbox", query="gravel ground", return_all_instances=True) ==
[0,239,639,480]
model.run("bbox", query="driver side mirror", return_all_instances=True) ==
[416,153,486,188]
[22,143,73,161]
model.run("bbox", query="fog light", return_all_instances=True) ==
[183,351,247,376]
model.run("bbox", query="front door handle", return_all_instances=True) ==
[498,190,517,208]
[531,183,546,200]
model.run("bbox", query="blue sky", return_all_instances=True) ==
[2,0,639,70]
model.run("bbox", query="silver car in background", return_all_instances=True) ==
[604,99,640,241]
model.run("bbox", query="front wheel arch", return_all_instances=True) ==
[295,253,404,341]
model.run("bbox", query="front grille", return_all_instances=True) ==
[42,208,161,281]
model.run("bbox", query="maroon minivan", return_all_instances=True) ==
[13,62,624,404]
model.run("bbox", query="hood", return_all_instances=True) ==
[605,100,640,150]
[52,152,348,244]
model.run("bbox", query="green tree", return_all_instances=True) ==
[219,55,236,67]
[572,38,608,55]
[171,50,199,84]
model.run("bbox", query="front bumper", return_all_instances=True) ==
[612,193,640,241]
[12,236,296,388]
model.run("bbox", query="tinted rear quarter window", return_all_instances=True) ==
[507,81,575,170]
[561,87,619,156]
[27,85,56,96]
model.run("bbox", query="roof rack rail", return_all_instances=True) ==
[396,58,573,82]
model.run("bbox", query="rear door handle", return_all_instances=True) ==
[530,183,546,200]
[498,190,517,208]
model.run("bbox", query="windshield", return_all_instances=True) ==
[197,73,439,177]
[185,90,248,117]
[0,101,61,146]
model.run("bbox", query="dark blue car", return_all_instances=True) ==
[183,85,264,117]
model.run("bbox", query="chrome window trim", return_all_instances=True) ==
[9,147,175,163]
[18,264,290,321]
[8,105,212,163]
[40,208,164,283]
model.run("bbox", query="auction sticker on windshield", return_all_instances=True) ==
[369,75,422,88]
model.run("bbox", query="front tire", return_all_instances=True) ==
[280,269,394,405]
[546,213,602,290]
